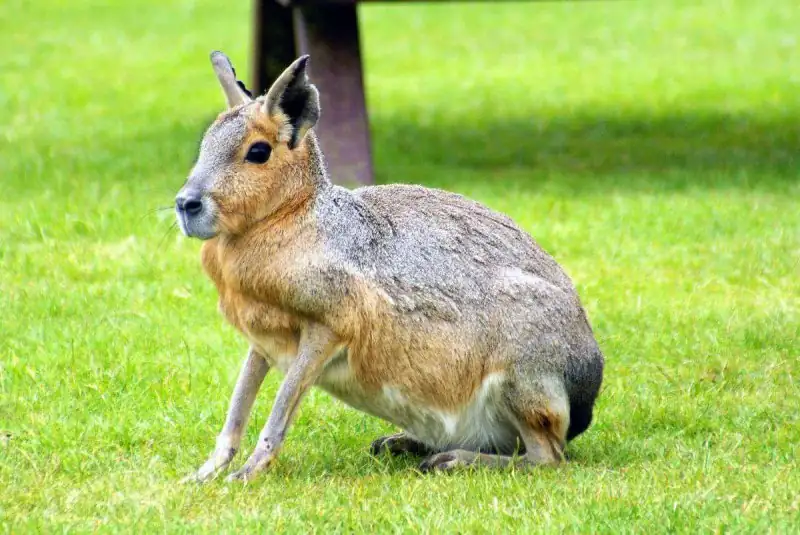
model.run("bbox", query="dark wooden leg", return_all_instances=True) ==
[251,0,374,186]
[251,0,296,96]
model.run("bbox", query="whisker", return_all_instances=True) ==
[139,206,175,222]
[156,220,179,253]
[141,184,182,195]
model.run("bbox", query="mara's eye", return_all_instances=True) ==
[245,142,272,164]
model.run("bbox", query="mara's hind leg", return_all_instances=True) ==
[419,381,569,472]
[371,432,434,457]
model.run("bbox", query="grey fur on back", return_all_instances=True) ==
[313,178,604,440]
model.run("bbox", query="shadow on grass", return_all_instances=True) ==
[265,446,624,481]
[370,110,799,193]
[58,109,797,199]
[255,435,623,480]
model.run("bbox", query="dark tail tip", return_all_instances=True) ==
[566,402,594,441]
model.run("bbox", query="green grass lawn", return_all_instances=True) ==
[1,0,799,531]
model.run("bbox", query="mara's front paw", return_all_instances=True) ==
[181,446,237,484]
[225,448,275,483]
[371,432,432,457]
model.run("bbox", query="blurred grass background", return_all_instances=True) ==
[0,0,798,532]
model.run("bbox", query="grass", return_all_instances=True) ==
[1,0,799,532]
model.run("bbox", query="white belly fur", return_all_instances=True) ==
[316,351,519,452]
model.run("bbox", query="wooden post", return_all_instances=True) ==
[251,0,296,97]
[252,0,374,187]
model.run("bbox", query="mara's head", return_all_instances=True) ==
[175,52,324,239]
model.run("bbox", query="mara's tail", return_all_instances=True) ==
[565,346,604,441]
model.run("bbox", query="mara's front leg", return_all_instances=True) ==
[226,324,340,482]
[182,347,269,483]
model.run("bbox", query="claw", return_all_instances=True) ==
[370,436,389,456]
[181,447,236,483]
[224,449,275,483]
[224,469,251,483]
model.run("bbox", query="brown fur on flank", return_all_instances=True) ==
[176,52,604,482]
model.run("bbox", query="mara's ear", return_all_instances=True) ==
[210,51,253,108]
[262,55,320,149]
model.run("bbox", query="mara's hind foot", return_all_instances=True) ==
[420,391,568,473]
[418,436,562,473]
[417,445,559,473]
[371,432,433,457]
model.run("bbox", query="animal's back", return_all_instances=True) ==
[351,184,577,298]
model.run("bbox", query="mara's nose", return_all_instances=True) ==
[175,191,203,216]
